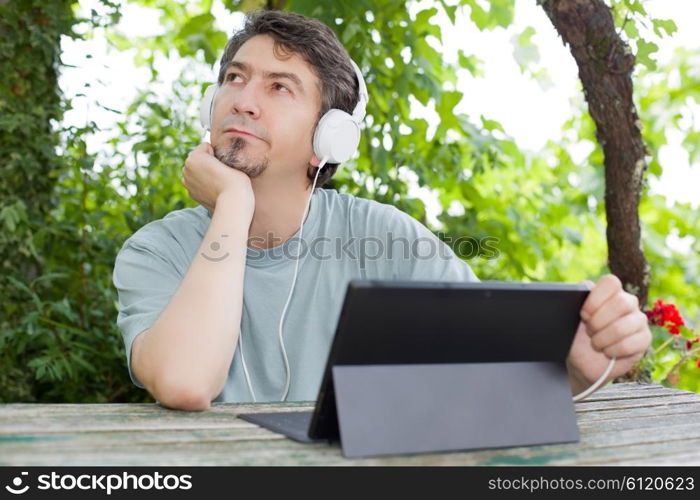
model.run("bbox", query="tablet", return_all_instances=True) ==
[239,279,588,448]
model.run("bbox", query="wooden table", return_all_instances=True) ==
[1,382,700,466]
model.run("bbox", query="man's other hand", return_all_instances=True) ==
[567,274,652,390]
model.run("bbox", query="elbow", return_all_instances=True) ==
[152,378,212,412]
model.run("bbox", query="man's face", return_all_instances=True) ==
[210,34,322,179]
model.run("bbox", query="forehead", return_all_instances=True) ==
[230,35,320,89]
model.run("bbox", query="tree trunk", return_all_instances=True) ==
[540,0,650,306]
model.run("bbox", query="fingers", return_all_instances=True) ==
[581,279,595,290]
[585,290,639,333]
[184,143,213,179]
[580,274,622,321]
[600,325,652,359]
[589,310,648,353]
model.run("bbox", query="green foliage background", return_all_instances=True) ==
[1,0,698,403]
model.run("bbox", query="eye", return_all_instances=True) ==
[273,82,291,93]
[226,72,243,82]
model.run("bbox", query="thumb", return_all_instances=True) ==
[580,279,596,323]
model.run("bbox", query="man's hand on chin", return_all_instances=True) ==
[182,142,254,214]
[566,274,652,395]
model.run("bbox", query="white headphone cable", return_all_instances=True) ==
[572,356,616,402]
[238,327,257,402]
[278,157,329,401]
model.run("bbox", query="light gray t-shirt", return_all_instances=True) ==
[112,188,479,402]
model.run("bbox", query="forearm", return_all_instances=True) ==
[134,191,252,408]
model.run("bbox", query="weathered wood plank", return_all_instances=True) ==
[574,393,700,412]
[3,433,700,466]
[613,453,700,466]
[577,407,700,432]
[1,407,699,466]
[4,395,697,435]
[2,406,696,448]
[1,383,699,465]
[575,401,700,424]
[593,382,680,394]
[579,386,693,401]
[0,401,312,417]
[0,411,312,435]
[0,404,314,434]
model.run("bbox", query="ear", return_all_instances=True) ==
[309,153,321,167]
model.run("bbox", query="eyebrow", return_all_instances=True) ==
[226,61,304,93]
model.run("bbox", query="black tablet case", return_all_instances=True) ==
[239,280,587,457]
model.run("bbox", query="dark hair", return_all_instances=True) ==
[218,10,360,189]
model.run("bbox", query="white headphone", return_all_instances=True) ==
[199,59,369,164]
[200,58,368,402]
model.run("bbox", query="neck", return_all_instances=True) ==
[247,172,315,249]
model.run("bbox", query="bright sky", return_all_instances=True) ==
[60,0,699,230]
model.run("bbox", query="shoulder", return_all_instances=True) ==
[114,205,210,283]
[319,188,406,231]
[119,205,209,253]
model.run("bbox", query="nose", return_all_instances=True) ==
[232,81,261,119]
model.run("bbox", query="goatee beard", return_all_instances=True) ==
[214,137,268,178]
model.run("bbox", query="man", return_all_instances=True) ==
[112,10,651,411]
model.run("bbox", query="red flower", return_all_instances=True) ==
[646,299,685,335]
[697,357,700,369]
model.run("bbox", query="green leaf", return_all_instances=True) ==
[652,18,678,38]
[439,0,457,24]
[457,50,482,75]
[679,325,697,342]
[480,116,505,133]
[623,20,639,39]
[636,39,659,70]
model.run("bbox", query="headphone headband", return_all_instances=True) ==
[349,59,368,123]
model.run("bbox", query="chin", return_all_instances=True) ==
[214,144,268,178]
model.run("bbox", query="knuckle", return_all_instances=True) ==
[602,274,622,290]
[637,310,649,328]
[591,335,604,352]
[624,329,644,351]
[603,345,617,358]
[587,317,602,333]
[626,293,639,310]
[609,321,623,339]
[624,292,638,312]
[614,292,630,311]
[621,334,637,354]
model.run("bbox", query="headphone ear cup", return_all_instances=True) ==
[312,109,360,164]
[199,85,218,131]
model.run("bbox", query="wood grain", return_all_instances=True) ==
[1,383,699,465]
